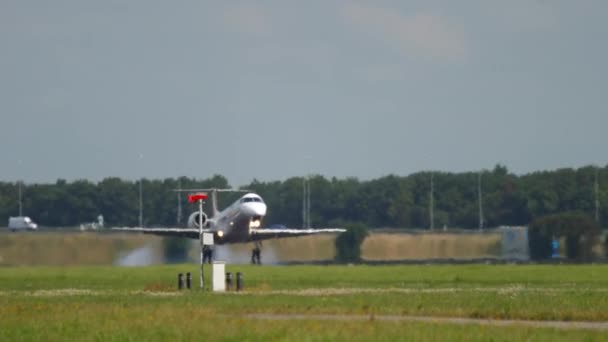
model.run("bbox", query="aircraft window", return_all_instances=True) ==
[241,197,263,203]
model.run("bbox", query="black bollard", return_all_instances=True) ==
[236,272,243,291]
[178,273,184,290]
[226,272,233,291]
[186,272,192,289]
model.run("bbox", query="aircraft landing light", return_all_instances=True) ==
[249,220,261,228]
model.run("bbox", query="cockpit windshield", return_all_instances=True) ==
[241,197,263,203]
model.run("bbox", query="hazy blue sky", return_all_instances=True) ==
[2,1,607,186]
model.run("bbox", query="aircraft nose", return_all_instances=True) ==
[244,202,267,217]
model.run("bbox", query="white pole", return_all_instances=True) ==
[595,167,600,223]
[302,177,307,228]
[307,176,311,228]
[430,172,434,230]
[478,172,484,231]
[199,199,204,289]
[176,180,182,224]
[18,181,22,217]
[17,159,22,217]
[139,179,143,227]
[138,153,144,227]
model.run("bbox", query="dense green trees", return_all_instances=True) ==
[0,165,606,230]
[334,223,369,263]
[529,212,601,261]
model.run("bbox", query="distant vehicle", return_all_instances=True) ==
[80,215,104,231]
[8,216,38,231]
[269,224,287,229]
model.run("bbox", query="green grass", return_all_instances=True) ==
[2,264,607,290]
[1,265,608,340]
[1,303,605,342]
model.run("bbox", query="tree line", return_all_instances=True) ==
[0,165,606,229]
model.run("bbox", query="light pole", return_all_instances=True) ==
[302,175,311,228]
[478,172,484,231]
[301,156,313,229]
[177,179,183,225]
[595,166,600,223]
[18,180,23,217]
[307,176,311,228]
[429,172,434,230]
[17,159,23,216]
[138,153,143,227]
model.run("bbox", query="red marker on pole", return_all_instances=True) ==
[188,193,208,203]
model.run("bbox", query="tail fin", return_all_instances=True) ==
[210,189,220,217]
[175,188,250,218]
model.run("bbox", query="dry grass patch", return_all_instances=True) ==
[205,235,337,263]
[362,232,502,260]
[268,235,336,261]
[0,232,162,266]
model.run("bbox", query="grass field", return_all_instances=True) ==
[1,264,608,341]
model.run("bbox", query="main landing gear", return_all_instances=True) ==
[251,241,262,265]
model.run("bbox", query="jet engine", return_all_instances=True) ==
[187,211,208,228]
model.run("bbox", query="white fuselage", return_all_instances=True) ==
[207,193,267,244]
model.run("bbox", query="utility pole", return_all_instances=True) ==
[302,176,311,228]
[176,179,183,225]
[138,153,143,227]
[595,167,600,223]
[302,177,306,228]
[139,179,143,227]
[18,180,23,217]
[17,159,23,217]
[307,176,311,228]
[429,172,434,230]
[478,172,484,231]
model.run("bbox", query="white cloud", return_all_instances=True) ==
[342,3,467,61]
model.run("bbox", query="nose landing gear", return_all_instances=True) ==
[203,245,213,264]
[251,241,262,265]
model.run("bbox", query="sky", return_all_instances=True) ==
[1,1,607,186]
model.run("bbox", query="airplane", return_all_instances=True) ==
[112,189,345,263]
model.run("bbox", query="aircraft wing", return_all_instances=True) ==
[112,227,209,239]
[250,228,346,241]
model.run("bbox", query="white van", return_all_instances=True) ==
[8,216,38,231]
